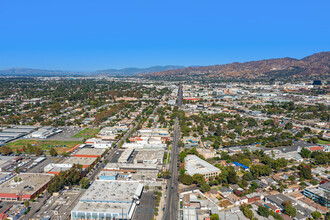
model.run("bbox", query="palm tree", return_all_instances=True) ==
[14,167,22,200]
[24,200,29,208]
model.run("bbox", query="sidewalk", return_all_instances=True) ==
[156,181,167,220]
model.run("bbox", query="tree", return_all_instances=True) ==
[49,148,58,157]
[180,174,193,185]
[62,152,70,157]
[300,147,311,158]
[210,213,219,220]
[34,147,43,156]
[250,164,272,177]
[24,200,30,208]
[298,164,312,180]
[283,201,296,217]
[79,177,90,189]
[192,174,206,185]
[325,212,330,220]
[160,171,171,179]
[227,169,238,184]
[0,146,12,155]
[257,206,270,218]
[285,122,293,130]
[288,175,295,182]
[240,204,254,220]
[312,211,322,219]
[200,183,210,192]
[310,179,318,185]
[243,172,254,181]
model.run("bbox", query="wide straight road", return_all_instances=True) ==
[163,84,182,220]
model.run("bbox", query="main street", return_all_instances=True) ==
[163,84,182,220]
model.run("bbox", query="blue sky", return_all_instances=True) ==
[0,0,329,71]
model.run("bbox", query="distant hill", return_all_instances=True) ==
[0,68,82,76]
[92,65,185,76]
[140,52,330,79]
[0,65,186,77]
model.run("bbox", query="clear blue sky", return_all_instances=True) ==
[0,0,329,71]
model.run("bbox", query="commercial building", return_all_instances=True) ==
[184,155,221,180]
[74,148,106,158]
[0,204,27,220]
[71,180,143,220]
[303,182,330,207]
[265,194,296,209]
[0,173,53,201]
[133,149,164,164]
[118,149,135,163]
[98,171,120,180]
[122,142,167,150]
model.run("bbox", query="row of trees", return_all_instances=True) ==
[300,147,330,165]
[47,166,85,193]
[1,144,59,156]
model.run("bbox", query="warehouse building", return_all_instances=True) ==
[74,148,106,158]
[0,173,53,201]
[43,163,73,175]
[71,180,143,220]
[0,126,38,146]
[62,157,97,168]
[104,163,161,172]
[133,149,164,164]
[184,155,221,180]
[26,126,61,139]
[0,156,18,171]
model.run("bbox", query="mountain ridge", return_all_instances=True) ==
[140,52,330,79]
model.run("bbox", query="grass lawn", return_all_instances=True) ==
[6,139,82,154]
[72,128,100,139]
[318,139,330,145]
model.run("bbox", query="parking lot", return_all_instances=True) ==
[133,191,156,220]
[0,201,17,213]
[3,156,61,173]
[29,157,62,173]
[47,126,84,141]
[109,150,123,163]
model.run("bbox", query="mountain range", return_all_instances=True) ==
[0,68,82,76]
[0,65,185,77]
[141,52,330,79]
[0,52,329,79]
[91,65,185,75]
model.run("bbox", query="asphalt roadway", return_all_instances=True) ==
[163,84,182,220]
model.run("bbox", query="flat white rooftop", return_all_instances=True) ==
[184,155,220,176]
[79,180,143,203]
